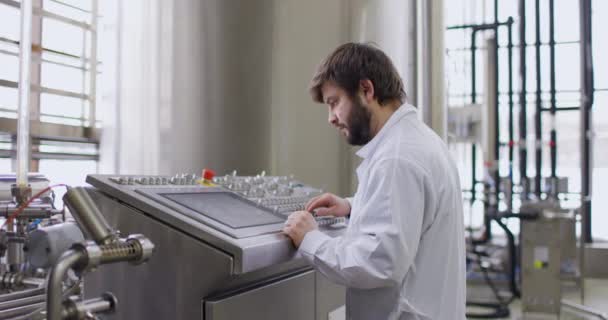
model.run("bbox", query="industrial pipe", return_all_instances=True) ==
[470,29,479,219]
[518,0,529,200]
[534,0,542,198]
[549,0,557,182]
[47,249,87,320]
[0,294,45,312]
[62,292,117,320]
[47,236,154,320]
[15,0,33,188]
[63,187,117,245]
[0,302,45,319]
[507,17,515,212]
[463,20,512,242]
[579,0,594,244]
[0,287,45,303]
[492,0,500,211]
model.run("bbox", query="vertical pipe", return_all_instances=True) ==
[431,0,447,139]
[492,0,500,211]
[579,0,594,305]
[47,250,87,320]
[89,0,98,128]
[471,31,477,105]
[549,0,557,180]
[8,3,33,261]
[16,0,33,188]
[472,145,477,205]
[518,0,529,200]
[28,0,42,174]
[484,36,499,220]
[507,17,515,211]
[470,29,490,238]
[470,30,478,208]
[579,0,594,244]
[534,0,542,198]
[418,0,447,139]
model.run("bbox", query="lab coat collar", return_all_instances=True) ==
[356,104,416,159]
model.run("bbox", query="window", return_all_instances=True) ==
[445,0,607,239]
[0,0,105,189]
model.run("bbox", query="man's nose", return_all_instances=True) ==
[328,112,338,127]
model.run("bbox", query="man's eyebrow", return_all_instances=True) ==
[325,96,336,104]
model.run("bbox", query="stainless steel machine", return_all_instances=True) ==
[520,201,578,319]
[84,171,346,320]
[0,176,155,320]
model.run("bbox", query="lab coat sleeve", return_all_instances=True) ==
[299,158,427,289]
[345,197,354,207]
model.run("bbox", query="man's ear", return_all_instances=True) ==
[359,79,375,103]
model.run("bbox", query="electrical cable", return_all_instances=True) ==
[467,213,522,318]
[466,250,512,318]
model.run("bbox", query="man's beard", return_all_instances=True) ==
[346,96,372,146]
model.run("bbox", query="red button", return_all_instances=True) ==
[202,169,215,181]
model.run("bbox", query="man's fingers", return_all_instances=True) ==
[282,225,293,235]
[305,196,325,211]
[314,207,335,217]
[306,194,333,212]
[305,195,321,210]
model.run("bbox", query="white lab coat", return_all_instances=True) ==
[299,104,466,320]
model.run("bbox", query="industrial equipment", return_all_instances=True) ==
[0,178,155,320]
[520,202,577,318]
[0,174,63,319]
[446,1,599,317]
[1,170,344,319]
[82,171,346,319]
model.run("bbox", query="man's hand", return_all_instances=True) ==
[305,193,351,217]
[283,211,318,248]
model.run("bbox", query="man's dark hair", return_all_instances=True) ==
[309,42,406,106]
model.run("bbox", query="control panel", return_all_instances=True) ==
[94,171,346,238]
[213,171,320,216]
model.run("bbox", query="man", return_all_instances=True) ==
[283,43,466,320]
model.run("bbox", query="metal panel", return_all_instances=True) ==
[584,243,608,278]
[86,174,346,274]
[136,187,286,239]
[205,271,315,320]
[521,217,562,317]
[315,272,345,320]
[84,189,234,320]
[83,177,349,320]
[521,211,577,318]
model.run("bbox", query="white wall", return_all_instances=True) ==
[349,0,417,101]
[269,0,353,195]
[168,0,275,176]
